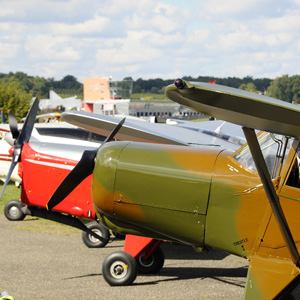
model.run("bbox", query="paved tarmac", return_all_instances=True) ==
[1,214,250,300]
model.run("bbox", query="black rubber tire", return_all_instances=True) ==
[137,246,165,274]
[4,200,26,221]
[81,221,110,248]
[102,251,137,286]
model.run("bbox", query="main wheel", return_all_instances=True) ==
[4,200,26,221]
[137,246,165,274]
[81,221,110,248]
[102,251,137,286]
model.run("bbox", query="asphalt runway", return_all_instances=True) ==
[0,214,250,300]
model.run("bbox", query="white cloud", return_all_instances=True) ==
[95,31,162,67]
[0,43,20,60]
[0,0,300,81]
[25,34,81,61]
[47,16,110,36]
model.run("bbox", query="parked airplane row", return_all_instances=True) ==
[0,106,242,248]
[2,79,300,299]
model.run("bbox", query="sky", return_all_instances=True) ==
[1,0,300,83]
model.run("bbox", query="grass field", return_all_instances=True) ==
[0,183,20,213]
[0,183,81,236]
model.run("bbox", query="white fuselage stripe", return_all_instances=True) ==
[24,159,75,170]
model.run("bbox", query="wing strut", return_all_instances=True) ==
[242,127,300,266]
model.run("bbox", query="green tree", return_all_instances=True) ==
[239,83,257,92]
[291,76,300,104]
[31,76,50,97]
[266,75,293,102]
[267,74,300,103]
[0,77,32,121]
[150,87,160,94]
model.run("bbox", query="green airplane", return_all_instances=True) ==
[47,79,300,299]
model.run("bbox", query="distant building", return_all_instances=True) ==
[83,77,205,120]
[84,77,132,115]
[129,100,203,120]
[39,90,82,111]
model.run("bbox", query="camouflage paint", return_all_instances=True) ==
[205,151,266,257]
[92,139,300,299]
[93,141,220,246]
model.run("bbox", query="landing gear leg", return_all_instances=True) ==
[137,246,165,274]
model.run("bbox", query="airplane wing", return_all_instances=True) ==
[166,119,246,146]
[61,111,241,150]
[165,79,300,137]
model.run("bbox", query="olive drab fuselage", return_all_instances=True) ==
[91,140,276,257]
[91,138,300,299]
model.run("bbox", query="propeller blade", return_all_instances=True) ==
[47,149,97,210]
[0,147,20,200]
[8,111,19,139]
[17,96,40,146]
[103,117,125,143]
[47,117,126,211]
[0,95,39,200]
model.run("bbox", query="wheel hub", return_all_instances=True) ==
[110,261,128,279]
[89,229,102,243]
[114,266,123,275]
[139,254,154,268]
[9,206,19,217]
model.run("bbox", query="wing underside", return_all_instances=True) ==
[165,80,300,137]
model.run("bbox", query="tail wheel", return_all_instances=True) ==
[137,246,165,274]
[102,251,137,286]
[81,221,110,248]
[4,200,26,221]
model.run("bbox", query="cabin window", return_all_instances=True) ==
[36,127,107,143]
[233,132,291,179]
[285,143,300,188]
[286,158,299,188]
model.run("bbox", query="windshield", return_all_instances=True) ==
[233,132,291,178]
[36,127,107,143]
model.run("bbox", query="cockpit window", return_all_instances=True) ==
[233,132,291,179]
[36,127,107,143]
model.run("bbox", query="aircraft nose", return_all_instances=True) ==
[91,141,129,216]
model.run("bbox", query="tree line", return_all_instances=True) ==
[128,75,300,104]
[0,73,83,120]
[1,72,300,120]
[0,72,82,97]
[131,75,273,95]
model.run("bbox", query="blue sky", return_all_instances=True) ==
[1,0,300,82]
